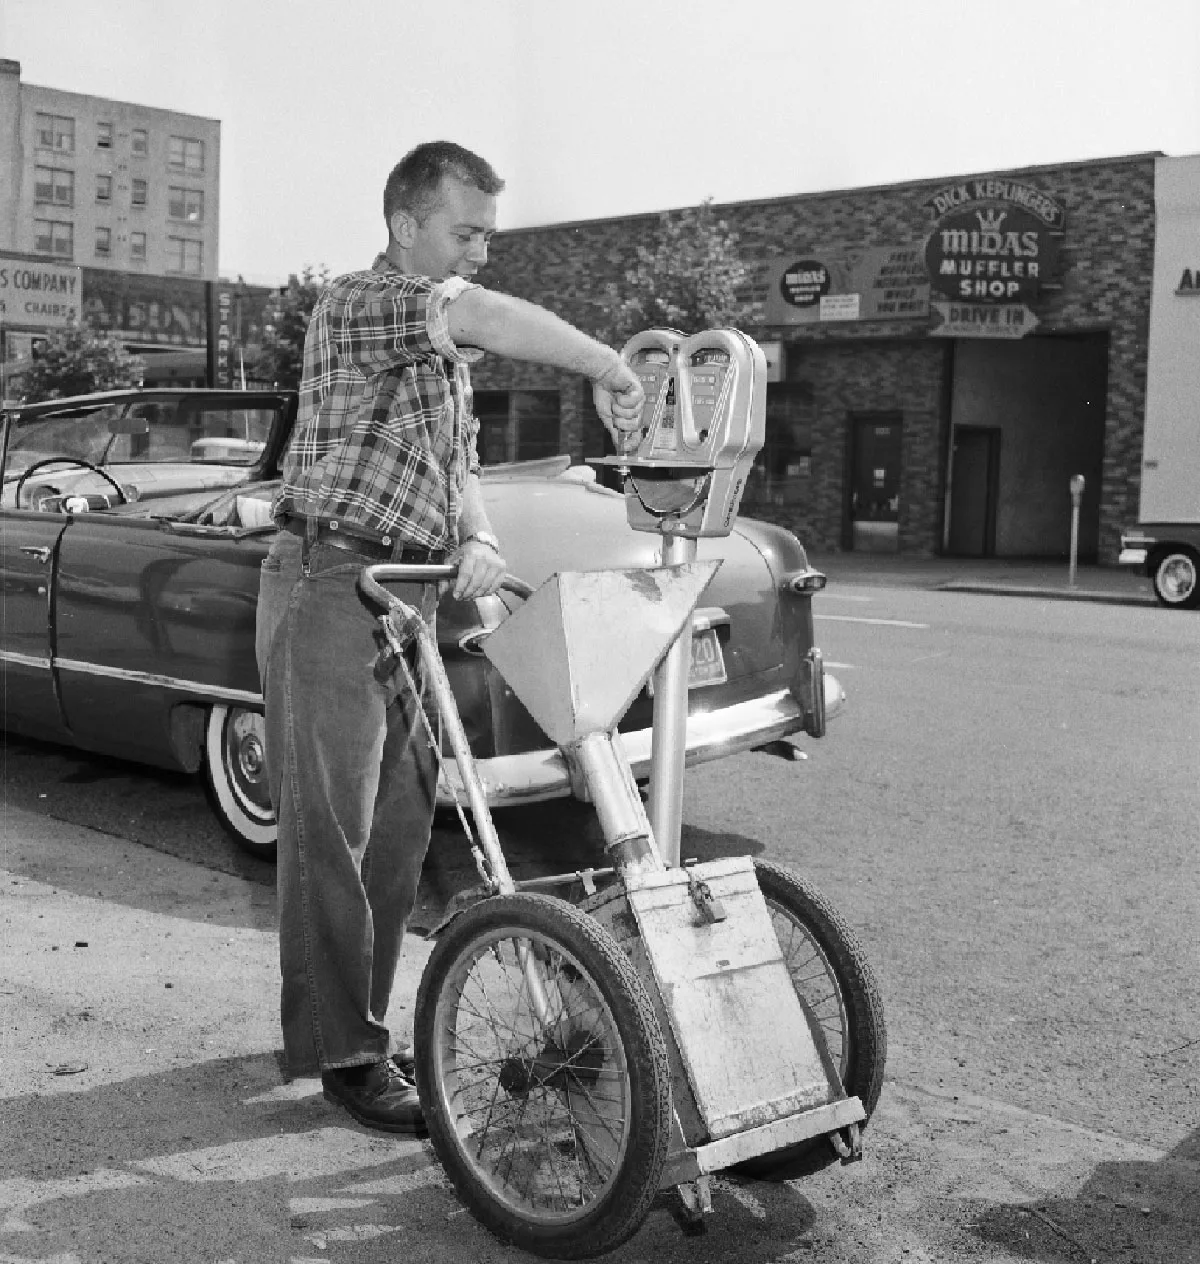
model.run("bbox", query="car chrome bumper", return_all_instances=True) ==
[436,672,846,809]
[1118,547,1148,567]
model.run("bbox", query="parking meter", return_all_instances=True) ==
[1068,474,1085,585]
[593,328,768,864]
[597,328,767,538]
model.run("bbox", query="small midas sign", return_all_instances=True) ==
[0,253,82,328]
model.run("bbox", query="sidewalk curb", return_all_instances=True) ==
[937,581,1156,607]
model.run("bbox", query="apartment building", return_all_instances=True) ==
[0,59,219,280]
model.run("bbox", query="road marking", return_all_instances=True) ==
[816,593,874,602]
[823,660,855,670]
[815,614,929,629]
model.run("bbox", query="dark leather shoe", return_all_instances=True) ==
[321,1060,426,1135]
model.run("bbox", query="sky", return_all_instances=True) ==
[3,0,1199,286]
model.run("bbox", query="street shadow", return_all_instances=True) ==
[3,731,768,938]
[971,1126,1200,1262]
[0,1049,827,1264]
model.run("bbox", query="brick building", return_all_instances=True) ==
[472,152,1162,562]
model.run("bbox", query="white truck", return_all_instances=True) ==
[1119,154,1200,608]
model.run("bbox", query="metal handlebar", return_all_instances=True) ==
[358,562,534,610]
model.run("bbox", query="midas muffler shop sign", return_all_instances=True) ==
[0,254,83,328]
[923,180,1065,303]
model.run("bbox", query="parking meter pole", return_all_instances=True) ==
[1068,474,1085,587]
[648,530,698,867]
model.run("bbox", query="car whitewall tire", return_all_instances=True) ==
[203,704,278,860]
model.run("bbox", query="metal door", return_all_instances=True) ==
[947,426,1000,556]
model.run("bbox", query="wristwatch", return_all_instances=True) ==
[464,530,501,553]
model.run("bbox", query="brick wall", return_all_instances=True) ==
[474,154,1157,559]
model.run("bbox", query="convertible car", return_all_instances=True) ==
[0,388,842,860]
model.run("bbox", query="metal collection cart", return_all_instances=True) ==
[358,330,886,1258]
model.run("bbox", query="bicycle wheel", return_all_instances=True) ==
[414,893,672,1259]
[732,860,887,1180]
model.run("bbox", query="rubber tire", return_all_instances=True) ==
[731,860,887,1181]
[414,893,672,1259]
[202,704,278,861]
[1151,548,1200,609]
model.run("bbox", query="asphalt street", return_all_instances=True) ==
[2,566,1198,1263]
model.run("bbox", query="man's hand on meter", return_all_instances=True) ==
[452,536,508,601]
[593,357,645,453]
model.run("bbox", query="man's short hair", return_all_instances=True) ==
[383,142,505,228]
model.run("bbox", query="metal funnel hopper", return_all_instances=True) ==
[482,563,721,745]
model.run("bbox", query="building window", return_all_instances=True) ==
[131,128,148,156]
[97,121,112,148]
[168,135,205,173]
[474,390,561,464]
[95,226,111,258]
[131,178,147,207]
[35,112,75,153]
[168,186,204,222]
[96,174,112,203]
[742,381,814,510]
[34,166,74,207]
[34,219,74,258]
[167,236,203,274]
[130,231,147,260]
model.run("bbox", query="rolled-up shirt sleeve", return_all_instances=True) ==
[331,273,483,373]
[429,276,485,365]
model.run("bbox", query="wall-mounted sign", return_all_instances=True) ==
[923,180,1065,305]
[820,293,860,321]
[82,268,209,346]
[757,338,784,381]
[1176,267,1200,296]
[0,253,82,328]
[764,247,930,325]
[929,300,1040,339]
[778,259,831,307]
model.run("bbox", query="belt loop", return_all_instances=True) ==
[301,515,317,569]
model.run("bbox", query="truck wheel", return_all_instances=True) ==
[415,893,671,1259]
[1152,548,1200,609]
[203,704,278,860]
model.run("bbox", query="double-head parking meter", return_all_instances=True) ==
[597,328,767,538]
[595,328,768,865]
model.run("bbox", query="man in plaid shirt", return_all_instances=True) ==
[256,142,644,1133]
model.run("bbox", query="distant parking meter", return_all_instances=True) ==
[1068,474,1085,585]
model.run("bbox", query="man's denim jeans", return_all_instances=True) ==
[256,530,437,1077]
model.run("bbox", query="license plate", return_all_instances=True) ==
[648,627,727,694]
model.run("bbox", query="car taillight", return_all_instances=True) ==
[782,568,827,594]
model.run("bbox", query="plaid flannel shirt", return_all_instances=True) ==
[274,254,483,550]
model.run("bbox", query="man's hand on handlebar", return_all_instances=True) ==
[450,536,509,601]
[593,357,645,453]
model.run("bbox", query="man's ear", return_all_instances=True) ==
[389,208,416,248]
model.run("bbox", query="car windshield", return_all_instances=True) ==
[4,399,277,480]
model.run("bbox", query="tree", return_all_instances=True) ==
[602,200,761,345]
[252,265,328,389]
[16,316,145,403]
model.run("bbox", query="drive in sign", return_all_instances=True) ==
[0,254,82,329]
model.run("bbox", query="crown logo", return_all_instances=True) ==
[975,207,1007,233]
